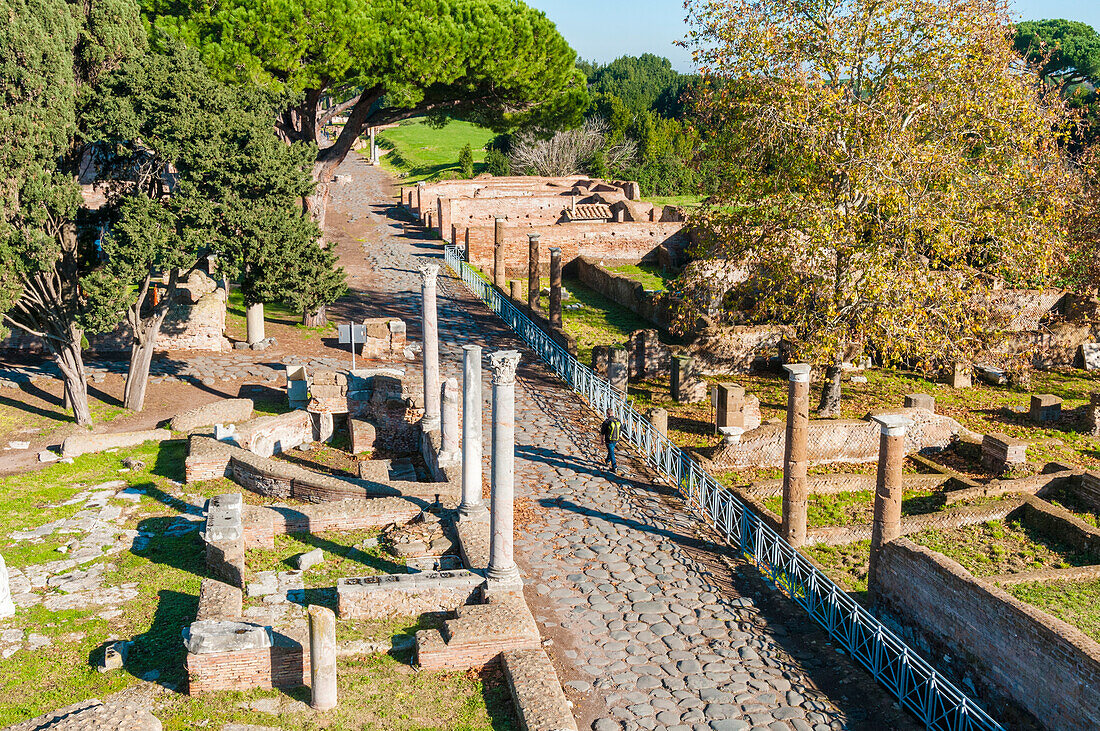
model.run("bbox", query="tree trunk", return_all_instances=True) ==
[123,328,158,412]
[303,305,327,327]
[122,270,178,412]
[817,361,843,418]
[53,332,91,426]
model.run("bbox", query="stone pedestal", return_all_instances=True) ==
[440,377,460,463]
[607,348,629,393]
[949,362,971,389]
[419,264,441,430]
[245,302,265,345]
[487,350,522,587]
[715,383,747,431]
[982,433,1027,473]
[627,329,670,380]
[493,218,505,288]
[308,604,337,711]
[591,346,609,376]
[549,247,563,328]
[647,408,668,437]
[527,233,541,311]
[0,553,13,618]
[904,393,935,412]
[1030,394,1062,424]
[781,364,811,548]
[671,355,707,403]
[1089,393,1100,438]
[869,415,910,593]
[460,346,487,520]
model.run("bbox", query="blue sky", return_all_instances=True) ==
[529,0,1100,73]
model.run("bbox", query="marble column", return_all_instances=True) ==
[527,233,541,311]
[781,363,811,548]
[245,302,265,344]
[308,604,337,711]
[419,264,441,430]
[440,376,460,464]
[493,218,505,288]
[487,350,522,585]
[460,345,487,519]
[548,247,563,328]
[869,415,909,592]
[0,553,13,618]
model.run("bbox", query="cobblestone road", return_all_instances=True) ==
[332,156,919,731]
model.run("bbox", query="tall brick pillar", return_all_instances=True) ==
[868,414,910,593]
[781,363,811,547]
[548,247,563,328]
[527,233,541,311]
[493,218,505,288]
[451,223,457,249]
[463,228,471,262]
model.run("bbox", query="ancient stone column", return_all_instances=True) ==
[440,377,460,462]
[868,415,910,593]
[1089,392,1100,438]
[527,233,541,311]
[308,604,337,711]
[0,553,13,618]
[460,345,487,519]
[607,347,629,392]
[647,407,668,437]
[463,228,471,263]
[451,223,458,249]
[548,247,563,328]
[509,280,523,303]
[245,302,265,345]
[716,383,746,431]
[419,264,441,430]
[493,218,505,288]
[487,350,522,585]
[781,363,811,548]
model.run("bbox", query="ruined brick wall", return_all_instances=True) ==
[463,222,686,278]
[573,257,674,331]
[440,194,573,236]
[1019,494,1100,557]
[337,572,482,620]
[875,538,1100,730]
[186,644,309,693]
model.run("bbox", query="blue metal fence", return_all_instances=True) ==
[443,244,1002,731]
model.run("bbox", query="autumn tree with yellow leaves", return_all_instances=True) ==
[686,0,1075,414]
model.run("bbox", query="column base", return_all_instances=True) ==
[486,564,523,587]
[458,503,489,522]
[484,574,524,598]
[420,416,441,433]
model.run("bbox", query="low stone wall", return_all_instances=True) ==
[60,428,171,458]
[204,494,244,587]
[416,595,541,671]
[337,570,482,620]
[745,472,951,499]
[571,256,674,331]
[710,407,976,469]
[185,632,309,693]
[242,499,423,550]
[1081,470,1100,510]
[1019,494,1100,558]
[808,498,1023,547]
[196,578,242,621]
[502,648,579,731]
[874,538,1100,729]
[172,399,253,432]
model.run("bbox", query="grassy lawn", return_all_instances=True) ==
[225,288,333,341]
[642,194,705,208]
[537,276,654,364]
[606,262,675,291]
[245,529,403,590]
[912,519,1098,577]
[0,438,515,729]
[761,489,941,529]
[1005,579,1100,643]
[377,118,497,184]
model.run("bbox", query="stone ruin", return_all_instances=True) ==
[402,175,689,279]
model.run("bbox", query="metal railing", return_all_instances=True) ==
[443,244,1002,731]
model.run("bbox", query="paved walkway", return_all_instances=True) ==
[328,156,918,731]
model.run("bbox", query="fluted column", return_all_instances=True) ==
[487,350,522,585]
[419,264,440,430]
[460,345,487,519]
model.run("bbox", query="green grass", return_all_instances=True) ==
[225,289,333,340]
[0,439,513,730]
[537,276,653,364]
[804,541,871,601]
[1006,579,1100,643]
[606,263,674,292]
[245,529,404,590]
[641,194,705,208]
[377,118,497,184]
[912,519,1098,577]
[761,489,940,528]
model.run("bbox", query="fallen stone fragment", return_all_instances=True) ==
[61,429,171,458]
[38,450,58,462]
[171,398,254,432]
[99,640,130,672]
[294,548,325,571]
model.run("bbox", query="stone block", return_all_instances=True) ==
[646,407,668,437]
[337,570,482,620]
[1081,342,1100,371]
[98,640,130,672]
[948,362,971,389]
[350,419,378,454]
[197,578,243,620]
[591,346,609,377]
[607,347,629,392]
[982,432,1027,472]
[184,620,273,654]
[502,647,579,731]
[904,394,935,413]
[671,356,707,403]
[1029,394,1062,424]
[1088,393,1100,438]
[61,428,171,458]
[233,411,312,457]
[975,365,1007,386]
[294,548,324,571]
[172,399,254,432]
[715,383,746,430]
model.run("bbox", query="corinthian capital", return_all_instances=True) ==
[488,350,521,386]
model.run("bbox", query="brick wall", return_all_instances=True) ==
[242,500,423,549]
[1019,494,1100,558]
[572,256,675,331]
[337,571,482,620]
[1081,471,1100,511]
[186,643,309,693]
[441,194,574,235]
[874,538,1100,729]
[461,222,686,279]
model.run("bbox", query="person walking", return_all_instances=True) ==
[600,410,622,473]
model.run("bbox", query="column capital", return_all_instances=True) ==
[548,246,561,255]
[488,350,521,385]
[783,363,812,383]
[528,232,541,243]
[418,263,439,286]
[463,343,482,355]
[871,413,911,436]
